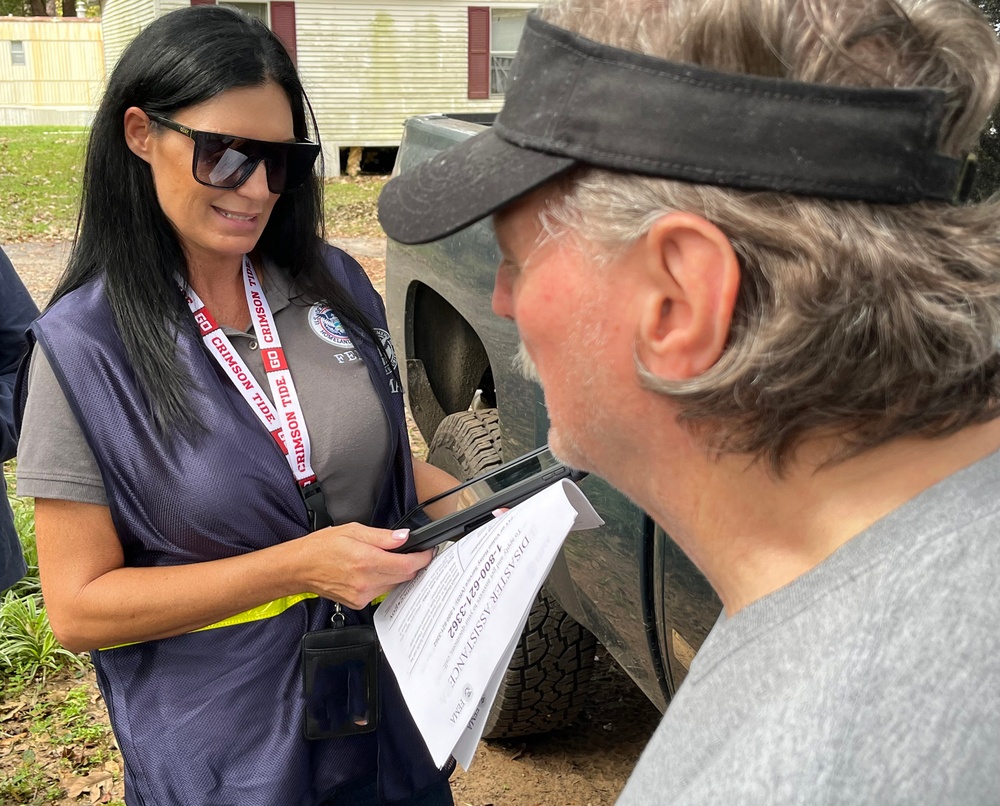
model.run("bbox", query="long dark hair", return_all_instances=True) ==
[52,5,382,434]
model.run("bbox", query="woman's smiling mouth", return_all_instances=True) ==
[215,208,257,222]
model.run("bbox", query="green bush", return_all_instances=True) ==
[0,591,85,686]
[1,464,86,689]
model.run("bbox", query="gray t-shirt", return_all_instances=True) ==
[618,449,1000,805]
[17,266,391,527]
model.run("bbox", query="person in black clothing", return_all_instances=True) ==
[1,245,38,592]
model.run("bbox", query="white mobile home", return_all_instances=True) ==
[100,1,536,173]
[0,16,104,126]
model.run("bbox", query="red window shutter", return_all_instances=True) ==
[468,7,490,100]
[271,2,298,66]
[190,0,216,6]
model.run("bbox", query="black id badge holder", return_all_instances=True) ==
[301,603,380,740]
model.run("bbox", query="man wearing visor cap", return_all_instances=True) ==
[380,0,1000,803]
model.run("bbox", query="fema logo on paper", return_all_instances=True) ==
[308,304,354,348]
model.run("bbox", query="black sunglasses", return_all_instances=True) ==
[147,113,321,194]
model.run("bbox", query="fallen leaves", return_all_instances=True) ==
[1,669,123,804]
[63,769,112,801]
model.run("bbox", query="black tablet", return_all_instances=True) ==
[391,445,587,553]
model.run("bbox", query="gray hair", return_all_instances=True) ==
[537,0,1000,471]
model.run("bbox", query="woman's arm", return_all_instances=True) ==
[411,458,462,519]
[35,498,431,653]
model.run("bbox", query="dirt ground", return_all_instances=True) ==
[3,238,663,805]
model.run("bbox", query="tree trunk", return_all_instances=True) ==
[62,0,76,15]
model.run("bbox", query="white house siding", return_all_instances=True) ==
[101,0,186,76]
[295,0,537,160]
[0,18,104,126]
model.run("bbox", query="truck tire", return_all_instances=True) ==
[427,409,598,739]
[427,409,503,478]
[480,588,597,739]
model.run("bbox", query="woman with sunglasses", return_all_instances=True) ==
[14,6,457,805]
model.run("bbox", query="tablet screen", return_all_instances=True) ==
[397,445,568,533]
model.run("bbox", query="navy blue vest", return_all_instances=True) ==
[17,244,451,805]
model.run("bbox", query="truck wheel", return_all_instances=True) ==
[427,409,598,739]
[481,588,597,739]
[427,409,503,478]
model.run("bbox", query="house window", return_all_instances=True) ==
[11,41,25,67]
[468,6,531,100]
[490,9,526,95]
[219,2,268,25]
[190,0,297,65]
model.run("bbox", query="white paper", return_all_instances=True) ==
[375,479,603,768]
[450,622,522,769]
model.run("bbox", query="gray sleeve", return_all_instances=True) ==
[15,348,108,506]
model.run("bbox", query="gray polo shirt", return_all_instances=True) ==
[17,266,391,527]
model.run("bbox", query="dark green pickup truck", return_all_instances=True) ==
[385,113,722,739]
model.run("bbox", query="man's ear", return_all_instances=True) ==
[635,212,740,380]
[123,107,154,163]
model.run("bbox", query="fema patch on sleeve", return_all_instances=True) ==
[375,329,397,375]
[308,304,354,348]
[376,328,403,394]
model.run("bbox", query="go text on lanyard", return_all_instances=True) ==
[178,256,323,498]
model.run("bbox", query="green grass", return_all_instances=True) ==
[0,677,123,804]
[323,175,389,239]
[0,127,87,243]
[30,685,109,754]
[0,125,387,243]
[0,749,64,806]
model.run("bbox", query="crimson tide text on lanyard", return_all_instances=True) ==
[178,256,334,531]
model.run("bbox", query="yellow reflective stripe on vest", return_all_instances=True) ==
[99,592,318,651]
[190,592,318,632]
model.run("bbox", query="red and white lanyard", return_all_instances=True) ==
[179,256,318,488]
